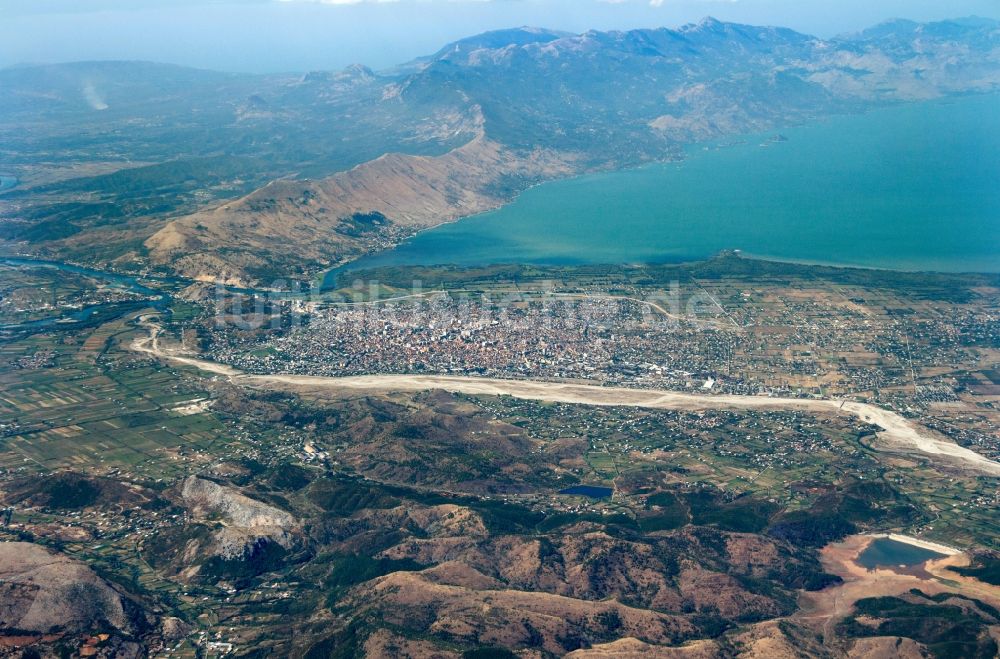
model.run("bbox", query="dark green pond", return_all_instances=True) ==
[334,93,1000,281]
[559,485,613,499]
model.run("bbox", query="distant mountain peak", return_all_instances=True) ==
[342,63,375,76]
[302,63,376,86]
[385,26,574,72]
[850,15,999,41]
[949,15,1000,28]
[680,16,738,34]
[433,27,571,58]
[850,18,921,40]
[874,17,921,29]
[515,26,562,35]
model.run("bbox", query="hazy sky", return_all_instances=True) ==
[2,0,999,73]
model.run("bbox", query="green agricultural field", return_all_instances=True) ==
[0,317,279,478]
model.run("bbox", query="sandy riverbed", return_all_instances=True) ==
[132,320,1000,476]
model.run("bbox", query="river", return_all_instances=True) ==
[0,258,169,331]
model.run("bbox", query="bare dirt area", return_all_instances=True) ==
[565,637,720,658]
[145,133,579,283]
[923,552,1000,606]
[797,534,1000,636]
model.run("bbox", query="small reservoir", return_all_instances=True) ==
[559,485,613,499]
[856,537,947,569]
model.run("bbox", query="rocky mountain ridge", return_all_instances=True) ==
[2,17,999,283]
[147,16,1000,284]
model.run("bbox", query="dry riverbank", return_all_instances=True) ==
[132,319,1000,476]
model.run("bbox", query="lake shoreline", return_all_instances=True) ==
[865,533,961,556]
[332,92,1000,279]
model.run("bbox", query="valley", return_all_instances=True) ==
[1,12,999,659]
[132,322,1000,476]
[2,254,998,657]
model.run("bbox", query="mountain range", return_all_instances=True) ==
[1,16,998,284]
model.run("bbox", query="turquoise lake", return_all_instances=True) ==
[338,93,1000,278]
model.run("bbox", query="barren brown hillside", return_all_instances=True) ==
[146,134,578,284]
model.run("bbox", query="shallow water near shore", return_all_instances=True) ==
[333,93,1000,282]
[856,538,947,569]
